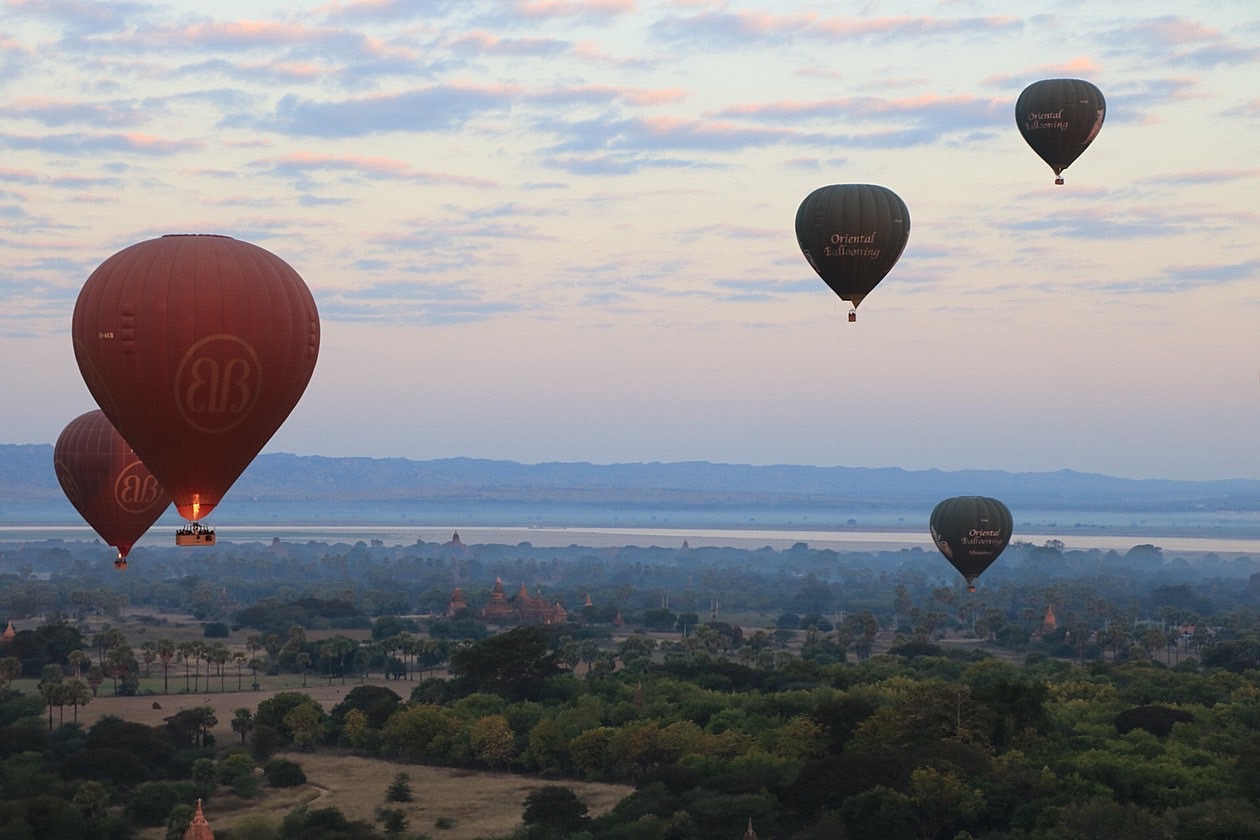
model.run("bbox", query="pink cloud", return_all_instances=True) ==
[121,133,201,153]
[239,60,326,81]
[1130,17,1222,46]
[1162,167,1260,185]
[719,93,1003,120]
[447,31,570,56]
[982,57,1104,87]
[813,14,1021,38]
[263,150,414,175]
[165,19,315,46]
[252,151,499,187]
[515,0,636,18]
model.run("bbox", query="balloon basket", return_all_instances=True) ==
[1054,177,1064,185]
[176,522,216,547]
[848,309,857,323]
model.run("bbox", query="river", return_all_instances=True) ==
[5,523,1260,556]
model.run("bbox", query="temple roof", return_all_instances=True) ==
[183,799,214,840]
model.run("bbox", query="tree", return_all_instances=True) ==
[331,684,403,729]
[0,655,21,694]
[909,766,985,840]
[376,806,408,835]
[67,648,89,679]
[156,637,176,694]
[471,714,517,770]
[140,640,158,677]
[164,803,195,840]
[104,643,138,694]
[207,642,231,692]
[448,625,562,701]
[284,702,325,750]
[232,708,256,745]
[92,628,126,665]
[65,679,92,723]
[72,780,110,822]
[521,785,589,839]
[264,758,307,787]
[86,663,104,697]
[256,691,324,740]
[166,706,218,748]
[38,663,63,729]
[385,772,413,803]
[177,641,199,692]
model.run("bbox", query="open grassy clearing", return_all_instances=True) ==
[36,683,633,840]
[133,752,633,840]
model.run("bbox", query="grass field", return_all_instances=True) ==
[9,601,635,840]
[36,682,634,840]
[139,752,634,839]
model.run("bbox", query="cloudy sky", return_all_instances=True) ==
[2,0,1258,482]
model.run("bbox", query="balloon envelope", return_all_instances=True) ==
[54,409,171,564]
[929,496,1013,591]
[795,184,910,312]
[72,234,320,522]
[1015,79,1105,183]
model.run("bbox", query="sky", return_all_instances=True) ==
[1,0,1258,483]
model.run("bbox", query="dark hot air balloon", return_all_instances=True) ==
[929,496,1013,592]
[72,234,320,543]
[54,409,171,568]
[795,184,910,321]
[1015,79,1105,185]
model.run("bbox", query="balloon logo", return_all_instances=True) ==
[54,409,171,568]
[72,234,320,528]
[175,334,263,433]
[795,184,910,322]
[1015,79,1106,185]
[929,496,1013,592]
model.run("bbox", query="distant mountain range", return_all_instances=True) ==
[8,443,1260,534]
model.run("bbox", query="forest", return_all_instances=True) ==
[3,533,1260,838]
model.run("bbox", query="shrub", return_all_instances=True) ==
[263,758,306,787]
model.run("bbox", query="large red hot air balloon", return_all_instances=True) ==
[72,234,319,540]
[54,409,171,568]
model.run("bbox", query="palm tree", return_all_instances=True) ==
[231,708,254,745]
[232,651,248,691]
[140,641,158,678]
[66,679,92,723]
[192,641,211,693]
[92,628,126,666]
[38,664,63,729]
[297,651,311,687]
[207,643,230,692]
[67,649,89,679]
[177,641,198,693]
[157,638,176,694]
[330,636,357,684]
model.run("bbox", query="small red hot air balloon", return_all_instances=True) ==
[54,409,171,568]
[71,234,320,543]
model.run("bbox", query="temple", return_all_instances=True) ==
[449,577,568,626]
[183,799,214,840]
